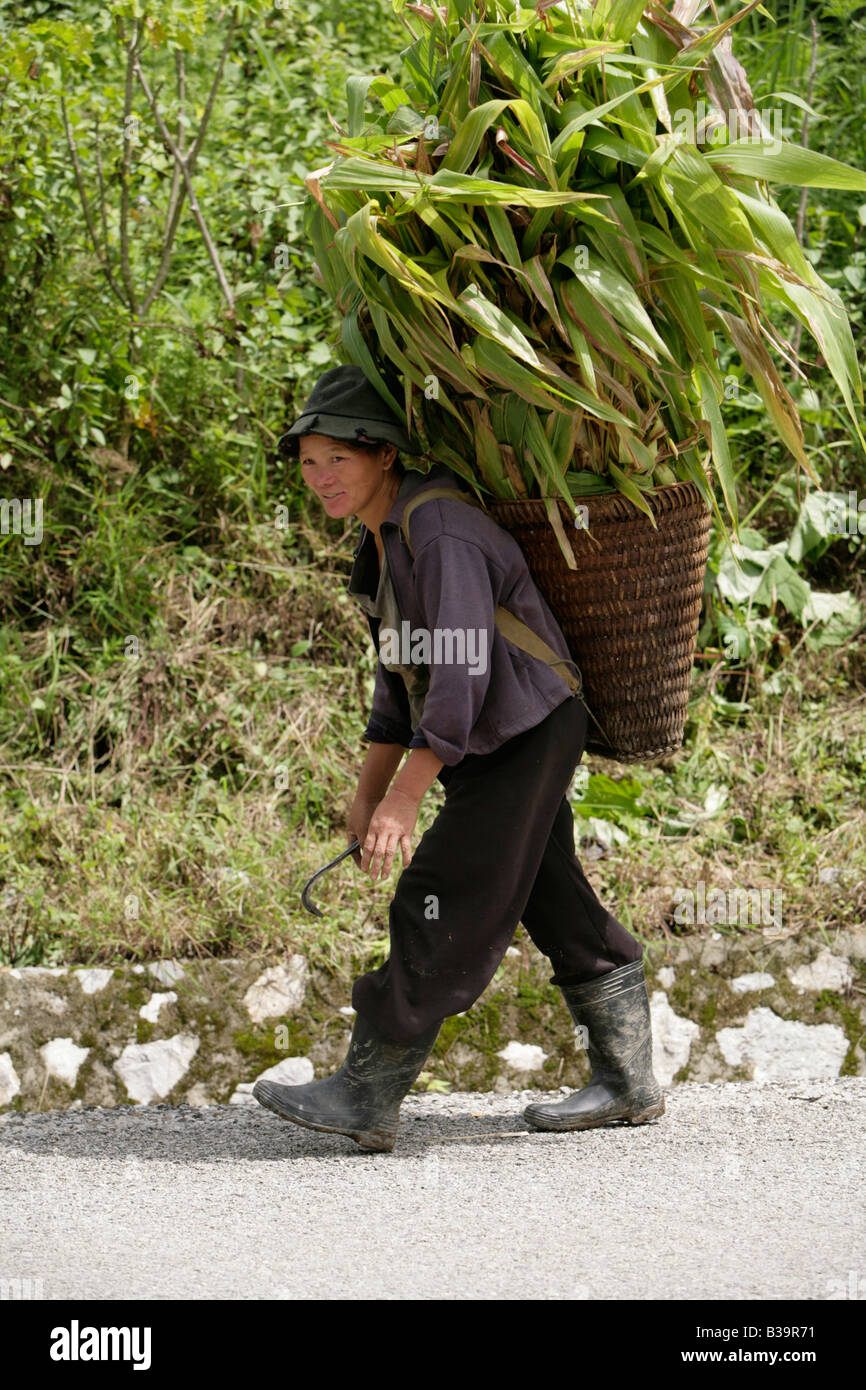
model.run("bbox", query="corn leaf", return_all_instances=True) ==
[704,139,866,191]
[455,284,543,366]
[694,365,738,532]
[607,461,658,525]
[559,248,674,362]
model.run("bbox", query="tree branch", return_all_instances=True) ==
[133,12,238,313]
[92,114,111,258]
[185,14,236,174]
[140,50,189,316]
[59,95,129,308]
[119,20,141,315]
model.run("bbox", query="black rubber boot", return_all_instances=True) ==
[523,959,665,1131]
[252,1011,441,1152]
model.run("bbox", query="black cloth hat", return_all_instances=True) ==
[277,365,424,457]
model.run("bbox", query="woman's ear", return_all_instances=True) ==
[382,444,398,470]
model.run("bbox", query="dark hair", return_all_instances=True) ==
[352,438,405,477]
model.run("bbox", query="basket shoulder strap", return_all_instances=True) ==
[399,487,484,556]
[494,606,580,695]
[400,489,583,700]
[398,487,581,697]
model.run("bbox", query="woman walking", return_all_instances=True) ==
[254,365,665,1151]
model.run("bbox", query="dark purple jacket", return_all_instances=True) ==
[349,463,579,767]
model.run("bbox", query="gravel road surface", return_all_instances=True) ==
[2,1079,864,1301]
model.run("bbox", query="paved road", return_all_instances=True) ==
[1,1079,864,1301]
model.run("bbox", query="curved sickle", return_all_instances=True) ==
[300,840,361,918]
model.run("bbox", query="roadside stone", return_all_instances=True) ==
[788,949,853,994]
[29,990,67,1017]
[230,1055,314,1105]
[730,972,776,994]
[700,935,728,968]
[0,1052,21,1105]
[185,1083,213,1107]
[650,992,701,1086]
[672,939,700,966]
[243,958,307,1023]
[716,1008,848,1081]
[148,960,185,987]
[72,968,114,995]
[843,928,866,960]
[40,1038,90,1088]
[139,991,178,1023]
[496,1041,548,1072]
[657,967,676,990]
[114,1034,200,1104]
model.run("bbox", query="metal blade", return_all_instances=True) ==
[300,839,361,918]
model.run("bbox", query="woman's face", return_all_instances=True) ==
[298,433,398,521]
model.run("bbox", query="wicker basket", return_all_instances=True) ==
[488,481,712,762]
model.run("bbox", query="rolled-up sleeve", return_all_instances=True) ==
[363,658,413,747]
[407,533,500,765]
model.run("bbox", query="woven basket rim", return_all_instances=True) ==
[487,478,709,520]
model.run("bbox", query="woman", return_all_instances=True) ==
[253,365,664,1151]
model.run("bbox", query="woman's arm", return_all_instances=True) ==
[361,746,444,882]
[347,741,405,861]
[355,740,405,803]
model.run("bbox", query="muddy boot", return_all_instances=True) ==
[253,1011,441,1153]
[523,959,664,1131]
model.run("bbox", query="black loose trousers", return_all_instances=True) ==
[352,693,643,1044]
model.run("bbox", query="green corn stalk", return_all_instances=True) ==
[303,0,866,552]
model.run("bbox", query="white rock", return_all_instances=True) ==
[40,1038,90,1088]
[730,972,776,994]
[232,1081,275,1106]
[184,1083,214,1107]
[21,966,68,977]
[338,1006,356,1017]
[243,957,307,1023]
[139,991,177,1023]
[33,991,67,1017]
[657,967,675,990]
[788,949,852,994]
[73,968,114,995]
[717,1007,848,1081]
[496,1041,548,1072]
[259,1056,315,1086]
[148,960,185,986]
[505,947,521,958]
[649,991,700,1087]
[230,1055,314,1105]
[0,1052,21,1106]
[113,1033,200,1104]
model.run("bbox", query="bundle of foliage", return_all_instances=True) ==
[306,0,866,545]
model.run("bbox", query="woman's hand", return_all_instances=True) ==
[361,788,420,882]
[347,744,406,864]
[347,795,379,866]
